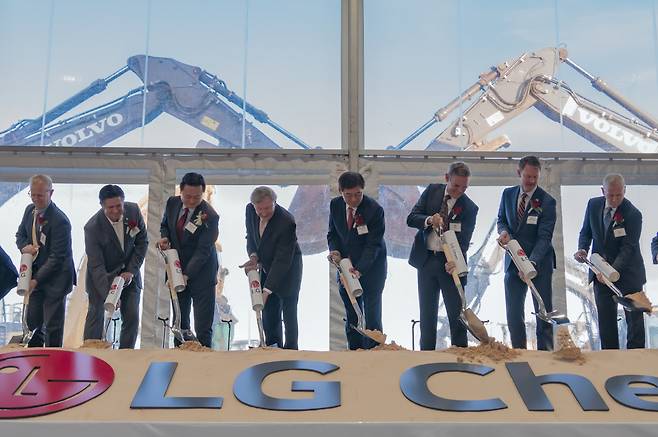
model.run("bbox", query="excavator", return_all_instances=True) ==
[1,47,655,347]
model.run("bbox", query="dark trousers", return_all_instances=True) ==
[174,283,215,348]
[338,274,383,350]
[262,292,299,349]
[417,252,467,350]
[84,283,140,349]
[594,281,645,349]
[26,288,66,347]
[504,269,554,351]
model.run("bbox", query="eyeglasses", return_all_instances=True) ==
[28,190,53,198]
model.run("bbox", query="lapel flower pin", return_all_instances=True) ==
[194,211,208,227]
[530,198,542,214]
[354,213,365,228]
[450,205,463,220]
[612,210,624,226]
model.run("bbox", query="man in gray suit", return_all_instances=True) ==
[83,185,147,348]
[16,174,75,347]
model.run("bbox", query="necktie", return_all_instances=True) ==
[438,194,450,232]
[31,209,40,256]
[603,207,613,231]
[347,207,355,230]
[517,193,528,222]
[112,220,124,251]
[259,218,267,237]
[176,207,189,243]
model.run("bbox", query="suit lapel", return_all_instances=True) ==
[511,186,522,232]
[594,197,607,243]
[171,198,183,248]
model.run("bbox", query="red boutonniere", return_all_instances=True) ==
[450,205,463,220]
[354,213,365,227]
[127,219,140,237]
[613,210,624,225]
[194,211,208,227]
[37,214,47,226]
[530,198,542,214]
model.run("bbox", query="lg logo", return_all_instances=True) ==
[0,350,114,418]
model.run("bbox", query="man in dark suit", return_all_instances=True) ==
[158,172,219,348]
[497,156,557,351]
[83,185,147,348]
[240,186,303,349]
[0,245,18,301]
[328,171,387,350]
[651,233,658,265]
[407,162,478,350]
[575,173,646,349]
[15,174,75,347]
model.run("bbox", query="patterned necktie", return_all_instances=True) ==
[176,207,189,243]
[517,192,528,222]
[603,207,613,231]
[347,207,355,230]
[439,194,451,232]
[31,209,40,256]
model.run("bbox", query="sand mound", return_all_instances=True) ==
[447,340,521,363]
[81,339,112,349]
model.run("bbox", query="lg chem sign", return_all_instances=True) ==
[2,349,658,419]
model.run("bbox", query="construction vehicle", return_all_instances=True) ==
[2,48,655,348]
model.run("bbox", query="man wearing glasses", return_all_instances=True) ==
[327,171,387,350]
[15,175,76,347]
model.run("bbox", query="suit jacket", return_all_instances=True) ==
[160,196,219,288]
[245,203,302,297]
[497,185,557,274]
[327,195,387,282]
[15,201,76,296]
[578,196,646,292]
[84,202,148,297]
[407,184,478,277]
[651,232,658,265]
[0,245,18,300]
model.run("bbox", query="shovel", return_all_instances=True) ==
[440,232,491,343]
[583,258,651,313]
[330,257,385,345]
[159,246,193,345]
[500,241,570,325]
[8,289,36,347]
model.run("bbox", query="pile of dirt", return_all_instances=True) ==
[177,341,211,352]
[0,344,26,350]
[363,329,387,344]
[552,326,586,364]
[371,341,407,351]
[80,339,112,349]
[627,291,653,312]
[447,340,521,363]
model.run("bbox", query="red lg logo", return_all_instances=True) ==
[175,260,182,268]
[19,264,27,273]
[0,350,114,418]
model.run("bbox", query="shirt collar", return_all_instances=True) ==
[106,214,124,225]
[520,186,537,199]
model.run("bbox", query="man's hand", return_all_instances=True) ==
[445,261,456,275]
[120,272,133,286]
[21,244,38,256]
[429,213,443,229]
[595,272,605,284]
[574,249,588,263]
[29,279,38,293]
[348,267,361,279]
[158,238,171,250]
[497,231,511,246]
[239,254,259,273]
[328,250,341,263]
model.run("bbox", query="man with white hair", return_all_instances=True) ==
[241,186,303,349]
[574,173,646,349]
[15,175,76,347]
